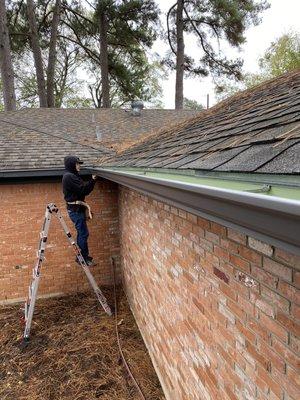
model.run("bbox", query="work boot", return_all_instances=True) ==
[75,256,96,267]
[86,259,97,267]
[75,257,82,266]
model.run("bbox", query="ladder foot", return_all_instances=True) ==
[19,337,30,350]
[106,305,114,317]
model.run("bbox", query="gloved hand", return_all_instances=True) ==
[92,175,98,180]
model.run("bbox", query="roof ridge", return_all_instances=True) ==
[0,107,198,114]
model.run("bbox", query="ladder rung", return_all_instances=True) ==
[24,303,28,320]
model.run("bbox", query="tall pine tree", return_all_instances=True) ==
[47,0,61,107]
[63,0,160,108]
[166,0,269,109]
[0,0,16,110]
[26,0,48,107]
[7,0,161,108]
[8,0,63,108]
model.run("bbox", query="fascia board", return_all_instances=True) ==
[93,168,300,257]
[0,169,91,179]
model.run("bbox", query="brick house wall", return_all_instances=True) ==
[0,179,119,303]
[119,187,300,400]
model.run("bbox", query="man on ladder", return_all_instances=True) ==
[21,156,112,344]
[62,156,97,267]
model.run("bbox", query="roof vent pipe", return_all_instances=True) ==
[95,126,102,140]
[131,100,144,116]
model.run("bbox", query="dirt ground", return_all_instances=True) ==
[0,287,165,400]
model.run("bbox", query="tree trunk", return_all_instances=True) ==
[99,10,110,108]
[27,0,47,107]
[0,0,16,111]
[175,0,184,109]
[47,0,61,108]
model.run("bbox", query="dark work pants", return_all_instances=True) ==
[67,209,89,260]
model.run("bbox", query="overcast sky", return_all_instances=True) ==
[154,0,300,109]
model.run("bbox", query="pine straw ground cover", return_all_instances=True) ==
[0,287,165,400]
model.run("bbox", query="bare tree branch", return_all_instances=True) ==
[166,2,177,56]
[63,4,94,26]
[60,17,100,64]
[183,5,238,76]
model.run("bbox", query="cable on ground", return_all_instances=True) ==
[110,256,147,400]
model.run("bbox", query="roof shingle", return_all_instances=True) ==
[103,71,300,174]
[0,109,197,171]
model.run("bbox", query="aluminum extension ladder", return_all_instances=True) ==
[22,203,112,343]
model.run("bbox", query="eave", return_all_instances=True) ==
[0,168,91,182]
[91,167,300,256]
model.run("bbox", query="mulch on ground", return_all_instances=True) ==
[0,287,165,400]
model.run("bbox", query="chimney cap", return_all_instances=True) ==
[131,100,144,116]
[131,100,144,110]
[95,126,102,140]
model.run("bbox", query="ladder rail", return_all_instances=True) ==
[54,205,112,316]
[24,207,52,340]
[22,203,112,342]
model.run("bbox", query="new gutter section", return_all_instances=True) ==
[92,167,300,257]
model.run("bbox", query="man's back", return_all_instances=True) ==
[62,156,95,204]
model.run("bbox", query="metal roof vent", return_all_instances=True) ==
[131,100,144,116]
[95,126,102,140]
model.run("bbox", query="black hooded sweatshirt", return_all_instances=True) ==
[62,156,96,211]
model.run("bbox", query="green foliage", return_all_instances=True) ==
[7,0,55,53]
[166,0,269,79]
[259,31,300,77]
[8,43,84,108]
[101,0,161,106]
[183,97,204,110]
[88,57,165,108]
[65,0,162,107]
[215,31,300,101]
[64,96,94,108]
[6,0,162,108]
[95,0,158,47]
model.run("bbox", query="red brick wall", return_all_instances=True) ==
[0,179,119,302]
[119,187,300,400]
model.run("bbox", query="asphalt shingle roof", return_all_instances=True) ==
[103,71,300,174]
[0,109,197,171]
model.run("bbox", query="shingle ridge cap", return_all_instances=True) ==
[0,107,198,116]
